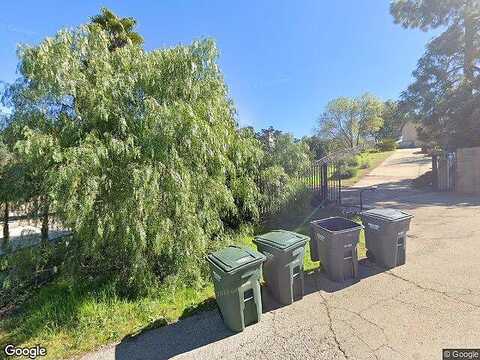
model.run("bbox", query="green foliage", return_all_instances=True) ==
[376,138,398,152]
[0,240,69,308]
[359,157,370,169]
[249,127,312,217]
[346,156,359,167]
[2,16,313,298]
[376,100,405,141]
[0,9,314,301]
[390,0,467,31]
[90,7,144,51]
[318,93,384,150]
[303,134,330,160]
[391,0,480,149]
[5,23,271,295]
[256,127,312,176]
[0,277,215,359]
[332,166,358,180]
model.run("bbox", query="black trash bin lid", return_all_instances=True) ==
[207,245,265,274]
[311,217,363,233]
[254,230,309,250]
[362,208,413,222]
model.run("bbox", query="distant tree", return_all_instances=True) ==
[268,133,311,176]
[255,127,311,176]
[90,7,144,51]
[391,0,479,88]
[256,126,282,150]
[317,93,384,150]
[303,135,330,160]
[391,0,480,148]
[376,100,406,141]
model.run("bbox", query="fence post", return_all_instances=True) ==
[338,175,342,204]
[432,154,438,190]
[321,163,328,202]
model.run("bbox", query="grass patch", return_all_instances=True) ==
[341,150,394,187]
[0,279,216,359]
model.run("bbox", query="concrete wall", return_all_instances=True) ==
[455,147,480,194]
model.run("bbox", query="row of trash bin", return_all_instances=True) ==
[207,208,413,332]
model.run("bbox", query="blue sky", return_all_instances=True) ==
[0,1,435,137]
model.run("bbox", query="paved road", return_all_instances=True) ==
[82,149,480,360]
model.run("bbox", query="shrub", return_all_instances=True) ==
[377,138,397,151]
[0,239,69,307]
[346,156,359,167]
[356,154,371,169]
[332,166,358,180]
[359,158,370,169]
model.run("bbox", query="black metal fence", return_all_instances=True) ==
[306,144,371,205]
[306,160,342,204]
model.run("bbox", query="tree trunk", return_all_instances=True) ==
[464,6,475,91]
[3,202,9,240]
[41,201,49,240]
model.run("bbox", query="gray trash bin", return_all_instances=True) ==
[310,217,363,282]
[253,230,309,305]
[361,208,414,269]
[207,245,266,332]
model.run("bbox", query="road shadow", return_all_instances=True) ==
[341,178,480,210]
[113,260,386,360]
[114,306,234,360]
[384,155,431,166]
[302,258,386,294]
[261,258,387,315]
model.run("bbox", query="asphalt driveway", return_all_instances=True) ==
[82,149,480,360]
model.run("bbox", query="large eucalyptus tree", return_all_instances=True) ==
[391,0,480,148]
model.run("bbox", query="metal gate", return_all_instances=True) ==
[432,152,456,191]
[308,160,342,204]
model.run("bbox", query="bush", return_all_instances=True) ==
[0,239,69,307]
[359,158,370,169]
[346,156,359,167]
[377,138,397,151]
[332,166,358,180]
[356,154,371,169]
[256,166,311,217]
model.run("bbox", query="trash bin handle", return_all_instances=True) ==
[241,270,256,279]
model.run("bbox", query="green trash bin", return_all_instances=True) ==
[361,208,414,269]
[310,217,363,282]
[207,245,266,332]
[253,230,309,305]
